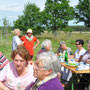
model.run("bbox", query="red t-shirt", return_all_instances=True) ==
[21,35,37,55]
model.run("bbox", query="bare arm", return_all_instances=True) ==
[75,56,83,62]
[0,82,10,90]
[33,39,40,49]
[19,41,24,45]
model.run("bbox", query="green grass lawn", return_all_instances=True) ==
[0,31,89,90]
[0,31,89,61]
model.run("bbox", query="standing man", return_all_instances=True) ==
[21,29,40,60]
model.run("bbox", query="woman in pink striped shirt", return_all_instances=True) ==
[0,45,36,90]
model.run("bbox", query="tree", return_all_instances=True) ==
[42,0,74,33]
[75,0,90,27]
[2,17,11,47]
[2,17,11,32]
[14,3,44,34]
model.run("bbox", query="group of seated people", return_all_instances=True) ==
[0,39,90,90]
[56,39,90,90]
[0,44,64,90]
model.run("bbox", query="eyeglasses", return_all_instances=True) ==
[34,62,46,69]
[76,44,80,45]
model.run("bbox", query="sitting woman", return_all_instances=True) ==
[69,39,86,62]
[78,40,90,90]
[81,40,90,63]
[0,45,36,90]
[56,41,72,58]
[37,39,52,55]
[31,52,64,90]
[56,41,72,85]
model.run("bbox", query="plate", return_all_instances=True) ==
[65,62,78,67]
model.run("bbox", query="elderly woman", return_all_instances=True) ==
[31,52,64,90]
[12,28,24,51]
[21,29,40,60]
[0,45,36,90]
[56,41,72,85]
[37,39,52,55]
[56,41,72,56]
[81,40,90,63]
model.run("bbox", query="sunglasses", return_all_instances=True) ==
[76,44,80,45]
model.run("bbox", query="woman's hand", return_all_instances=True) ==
[0,82,10,90]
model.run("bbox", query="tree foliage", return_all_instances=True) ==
[2,17,11,31]
[75,0,90,27]
[42,0,74,32]
[14,3,43,34]
[14,1,74,35]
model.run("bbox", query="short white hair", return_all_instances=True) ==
[59,41,66,45]
[41,39,52,49]
[37,52,61,74]
[13,28,21,35]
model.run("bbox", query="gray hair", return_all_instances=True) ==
[41,39,52,50]
[59,41,66,45]
[13,28,21,35]
[37,52,61,74]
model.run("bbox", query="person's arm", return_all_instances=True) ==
[0,82,10,90]
[16,37,24,45]
[75,56,83,62]
[19,41,24,45]
[33,39,40,49]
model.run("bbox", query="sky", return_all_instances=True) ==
[0,0,84,26]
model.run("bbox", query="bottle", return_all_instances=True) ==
[65,50,68,62]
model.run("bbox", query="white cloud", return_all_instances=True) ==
[0,4,24,12]
[0,0,46,12]
[0,0,84,26]
[69,0,79,7]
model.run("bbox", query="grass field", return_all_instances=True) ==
[0,31,90,61]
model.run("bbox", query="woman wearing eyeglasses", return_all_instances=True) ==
[69,39,86,62]
[77,40,90,90]
[30,52,64,90]
[74,39,86,62]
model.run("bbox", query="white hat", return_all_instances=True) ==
[26,29,33,33]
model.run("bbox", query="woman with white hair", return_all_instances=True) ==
[12,28,24,51]
[30,52,64,90]
[37,39,52,55]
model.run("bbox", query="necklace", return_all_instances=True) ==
[25,35,33,41]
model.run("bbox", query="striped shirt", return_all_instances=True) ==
[0,51,9,70]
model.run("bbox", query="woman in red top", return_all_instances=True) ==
[21,29,40,61]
